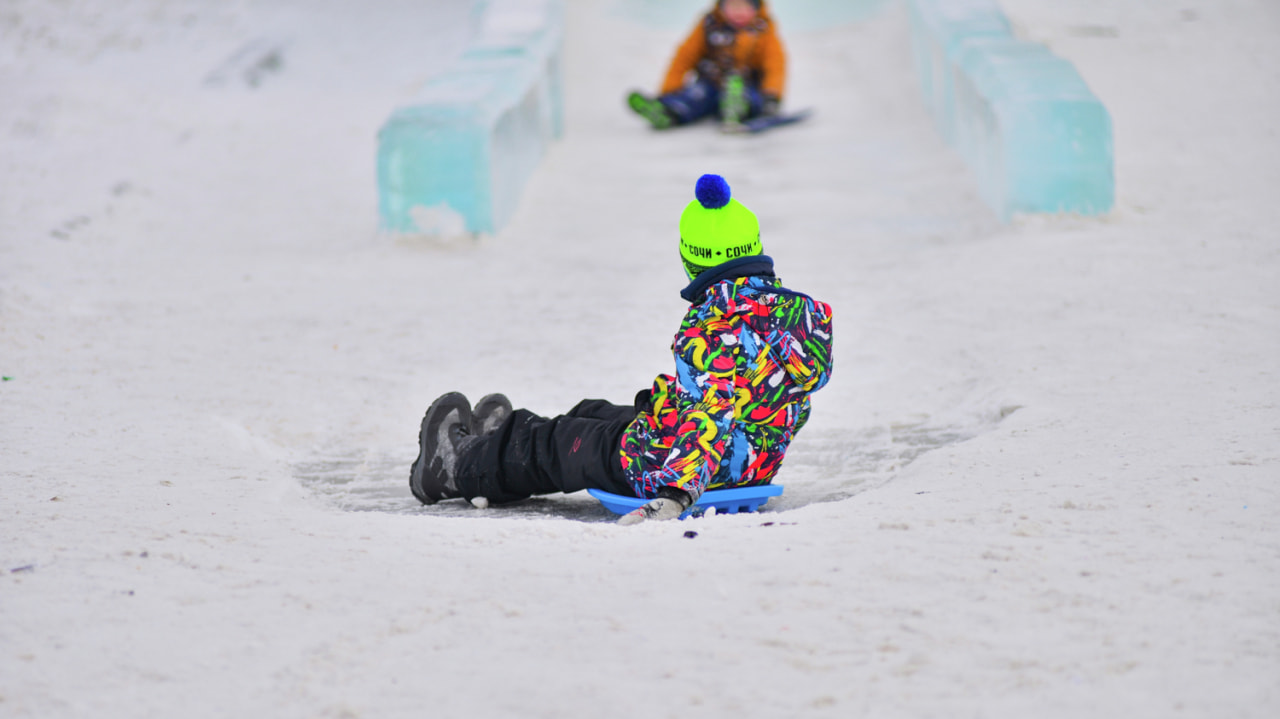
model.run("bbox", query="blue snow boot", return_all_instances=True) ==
[410,392,480,505]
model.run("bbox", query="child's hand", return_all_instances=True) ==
[617,487,693,525]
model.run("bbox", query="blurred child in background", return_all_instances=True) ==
[628,0,787,130]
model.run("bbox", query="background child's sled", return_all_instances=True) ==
[723,108,812,135]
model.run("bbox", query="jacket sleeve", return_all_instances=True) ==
[661,21,708,94]
[650,311,738,500]
[756,23,787,99]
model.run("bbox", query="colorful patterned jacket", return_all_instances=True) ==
[619,256,833,500]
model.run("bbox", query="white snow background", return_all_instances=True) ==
[2,0,1278,716]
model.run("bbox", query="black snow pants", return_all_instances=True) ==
[454,398,639,504]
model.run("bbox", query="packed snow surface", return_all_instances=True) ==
[2,0,1278,717]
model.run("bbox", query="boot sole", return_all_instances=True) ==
[409,412,436,504]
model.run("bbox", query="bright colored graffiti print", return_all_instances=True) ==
[620,274,833,499]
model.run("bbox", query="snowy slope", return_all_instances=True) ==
[2,0,1277,717]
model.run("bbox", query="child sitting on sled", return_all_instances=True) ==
[410,174,832,525]
[628,0,787,130]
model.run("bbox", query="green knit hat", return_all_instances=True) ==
[678,174,762,280]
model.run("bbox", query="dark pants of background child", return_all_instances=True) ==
[660,78,764,125]
[455,399,639,504]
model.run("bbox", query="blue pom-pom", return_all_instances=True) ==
[695,174,731,209]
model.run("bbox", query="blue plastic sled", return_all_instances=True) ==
[588,485,783,519]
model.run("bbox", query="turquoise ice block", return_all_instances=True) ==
[997,93,1114,217]
[907,0,1114,220]
[376,0,564,236]
[964,47,1113,218]
[908,0,1012,142]
[951,37,1054,163]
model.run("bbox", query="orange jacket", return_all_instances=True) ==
[660,2,787,100]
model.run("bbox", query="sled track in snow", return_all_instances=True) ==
[291,406,1019,520]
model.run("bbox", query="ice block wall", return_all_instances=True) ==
[377,0,564,236]
[907,0,1113,219]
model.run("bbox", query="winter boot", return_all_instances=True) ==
[719,73,748,130]
[471,393,512,436]
[410,392,480,505]
[627,91,674,129]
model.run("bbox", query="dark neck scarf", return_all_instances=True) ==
[680,255,775,303]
